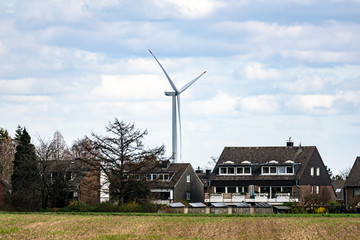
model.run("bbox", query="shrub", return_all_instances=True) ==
[92,201,121,212]
[62,200,90,212]
[118,200,142,212]
[316,207,327,214]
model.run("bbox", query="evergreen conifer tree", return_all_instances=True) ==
[11,127,41,210]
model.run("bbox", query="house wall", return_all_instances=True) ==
[174,165,204,202]
[298,148,335,204]
[254,207,273,214]
[299,185,335,205]
[79,165,100,206]
[232,207,250,214]
[300,148,333,186]
[345,188,360,207]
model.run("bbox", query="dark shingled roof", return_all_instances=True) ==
[47,160,95,189]
[210,146,316,181]
[148,163,190,188]
[344,157,360,187]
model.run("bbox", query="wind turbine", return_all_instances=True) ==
[149,50,206,163]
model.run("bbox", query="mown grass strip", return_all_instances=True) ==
[1,211,359,218]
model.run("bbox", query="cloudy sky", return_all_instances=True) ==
[1,0,359,174]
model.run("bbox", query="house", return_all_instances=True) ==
[206,141,335,205]
[344,156,360,208]
[48,160,100,206]
[0,179,10,207]
[147,161,204,204]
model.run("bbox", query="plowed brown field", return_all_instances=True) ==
[0,213,359,239]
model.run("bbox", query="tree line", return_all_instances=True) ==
[0,118,166,211]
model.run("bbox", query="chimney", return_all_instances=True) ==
[286,137,294,147]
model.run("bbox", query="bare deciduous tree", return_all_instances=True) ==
[77,119,166,204]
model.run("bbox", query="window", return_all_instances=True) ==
[354,188,360,197]
[228,167,235,174]
[186,174,191,183]
[220,167,227,174]
[279,167,286,174]
[186,192,191,200]
[316,186,320,194]
[335,188,342,193]
[262,166,294,175]
[316,167,320,176]
[220,166,251,175]
[215,187,225,193]
[310,185,314,194]
[310,167,314,176]
[227,187,236,193]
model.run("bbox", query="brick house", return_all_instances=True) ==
[48,160,100,206]
[344,156,360,208]
[206,141,335,205]
[147,161,204,204]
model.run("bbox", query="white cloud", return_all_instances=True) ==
[91,74,167,100]
[281,50,358,63]
[0,78,38,94]
[0,95,52,103]
[156,0,224,19]
[239,95,279,113]
[191,91,239,116]
[280,75,327,93]
[245,62,280,81]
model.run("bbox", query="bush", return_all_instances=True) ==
[316,207,327,214]
[62,200,90,212]
[92,201,121,212]
[118,200,142,212]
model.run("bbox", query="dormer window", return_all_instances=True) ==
[241,161,251,164]
[261,165,294,175]
[219,166,251,175]
[285,160,294,164]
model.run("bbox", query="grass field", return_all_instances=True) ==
[0,212,360,239]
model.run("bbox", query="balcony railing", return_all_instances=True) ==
[204,192,298,203]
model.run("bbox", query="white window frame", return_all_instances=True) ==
[186,174,191,183]
[310,167,314,176]
[310,185,314,194]
[316,167,320,176]
[220,166,251,175]
[219,167,227,175]
[261,166,294,175]
[316,185,320,194]
[186,192,191,200]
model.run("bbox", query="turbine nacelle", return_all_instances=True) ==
[165,91,177,96]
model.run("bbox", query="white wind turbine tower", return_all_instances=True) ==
[149,50,206,163]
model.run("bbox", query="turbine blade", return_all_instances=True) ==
[177,95,182,162]
[148,49,178,92]
[179,71,206,93]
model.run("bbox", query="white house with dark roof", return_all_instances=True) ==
[206,141,335,205]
